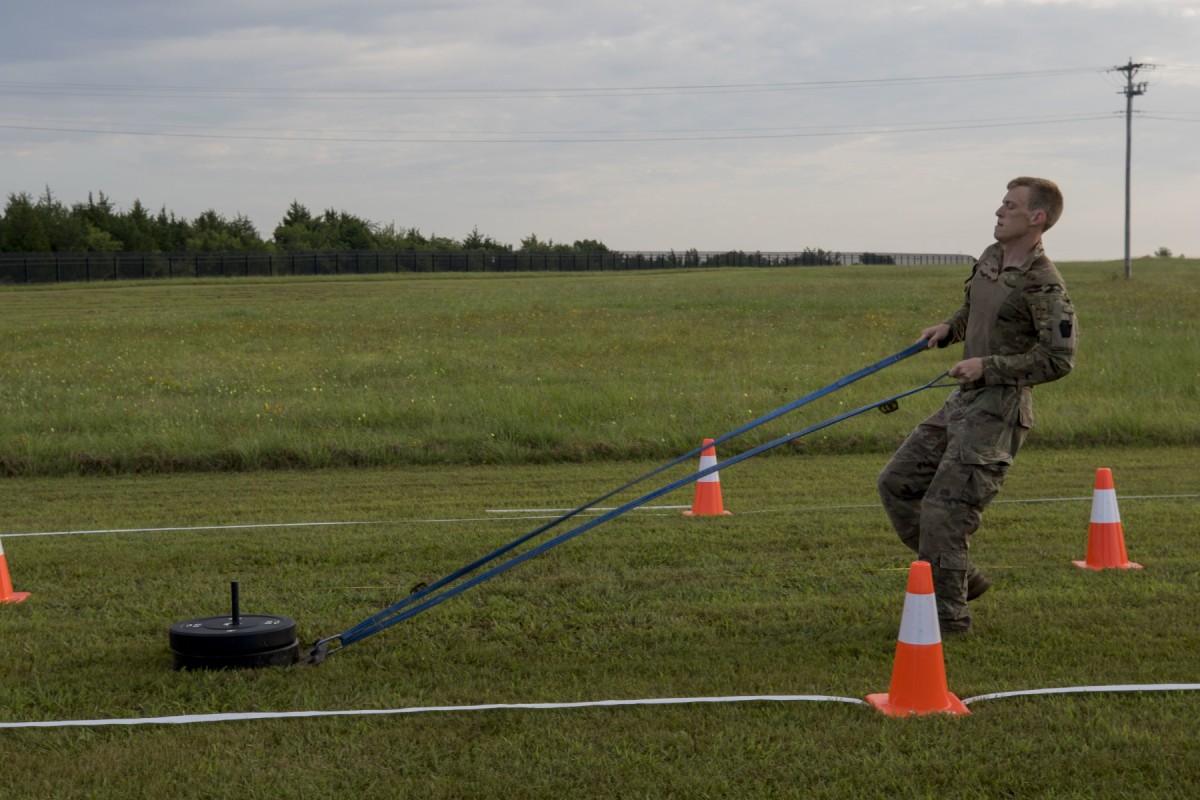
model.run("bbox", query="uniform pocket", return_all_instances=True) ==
[962,460,1008,509]
[933,551,971,571]
[956,386,1030,463]
[959,442,1011,468]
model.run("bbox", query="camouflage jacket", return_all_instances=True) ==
[940,241,1077,388]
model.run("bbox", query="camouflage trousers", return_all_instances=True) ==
[877,385,1032,630]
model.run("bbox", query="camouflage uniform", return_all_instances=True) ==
[877,241,1077,631]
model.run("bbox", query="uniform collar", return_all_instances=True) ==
[977,240,1044,281]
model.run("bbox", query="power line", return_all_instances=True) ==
[0,111,1120,137]
[1138,112,1200,123]
[0,67,1105,101]
[0,113,1119,145]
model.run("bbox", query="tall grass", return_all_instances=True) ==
[2,259,1197,475]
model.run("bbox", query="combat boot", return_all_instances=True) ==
[966,570,991,602]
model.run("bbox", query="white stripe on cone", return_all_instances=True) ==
[696,453,720,483]
[897,589,942,646]
[1091,487,1120,524]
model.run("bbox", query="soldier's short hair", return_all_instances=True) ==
[1008,177,1064,231]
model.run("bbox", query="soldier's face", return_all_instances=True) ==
[994,186,1039,243]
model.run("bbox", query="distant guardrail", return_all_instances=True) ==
[0,250,974,284]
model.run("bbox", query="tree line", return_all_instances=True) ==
[0,189,611,254]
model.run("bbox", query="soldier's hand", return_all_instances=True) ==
[920,323,951,349]
[949,357,984,383]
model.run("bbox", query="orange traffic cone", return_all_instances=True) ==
[0,537,30,604]
[1073,468,1141,570]
[867,560,969,717]
[683,438,732,517]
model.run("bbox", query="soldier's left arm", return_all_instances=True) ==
[980,277,1077,387]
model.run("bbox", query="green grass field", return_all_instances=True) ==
[3,259,1197,475]
[1,261,1198,798]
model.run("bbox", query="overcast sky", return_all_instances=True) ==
[2,1,1197,261]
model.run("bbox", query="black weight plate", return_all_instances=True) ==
[169,614,297,657]
[173,639,300,671]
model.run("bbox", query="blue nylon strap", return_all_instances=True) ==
[338,371,951,647]
[332,341,941,650]
[335,338,929,648]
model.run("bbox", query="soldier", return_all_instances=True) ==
[878,177,1077,634]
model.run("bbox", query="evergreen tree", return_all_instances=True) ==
[462,225,509,251]
[273,201,328,250]
[186,209,267,252]
[0,193,51,252]
[154,207,191,252]
[36,188,89,251]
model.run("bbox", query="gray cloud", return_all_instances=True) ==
[2,1,1198,258]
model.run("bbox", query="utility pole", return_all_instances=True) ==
[1114,59,1151,279]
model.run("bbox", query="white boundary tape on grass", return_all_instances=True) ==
[486,504,690,514]
[1,521,390,539]
[4,493,1196,539]
[0,694,866,730]
[1,506,692,539]
[961,683,1200,705]
[4,684,1200,730]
